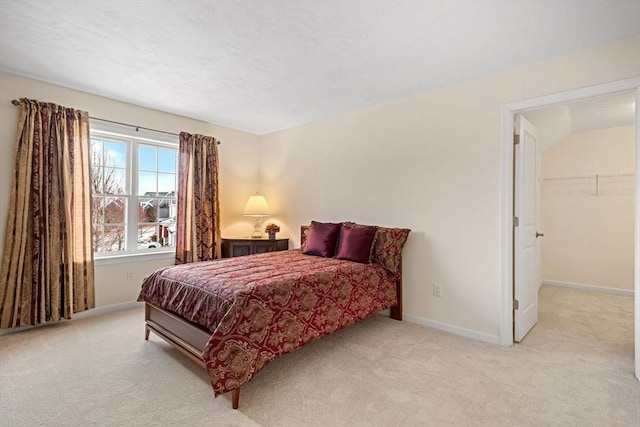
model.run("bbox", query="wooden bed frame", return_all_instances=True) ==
[144,225,403,409]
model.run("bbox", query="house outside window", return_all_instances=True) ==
[90,124,178,256]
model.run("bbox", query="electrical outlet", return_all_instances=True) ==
[127,271,134,281]
[433,283,442,297]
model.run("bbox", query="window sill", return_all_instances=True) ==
[94,251,175,266]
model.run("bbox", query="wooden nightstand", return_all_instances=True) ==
[221,238,289,258]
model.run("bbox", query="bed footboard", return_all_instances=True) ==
[144,303,242,409]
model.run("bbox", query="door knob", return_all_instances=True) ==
[536,232,544,238]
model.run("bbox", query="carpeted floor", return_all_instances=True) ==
[1,286,637,426]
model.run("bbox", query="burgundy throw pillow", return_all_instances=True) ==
[342,222,411,276]
[335,225,377,263]
[302,221,341,257]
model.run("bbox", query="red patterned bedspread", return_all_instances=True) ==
[138,249,398,396]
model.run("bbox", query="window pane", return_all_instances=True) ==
[93,224,126,253]
[157,198,176,220]
[92,224,106,253]
[104,141,126,168]
[139,146,157,171]
[90,139,104,194]
[138,171,157,195]
[158,173,176,193]
[102,168,126,194]
[137,223,159,249]
[137,222,176,249]
[104,197,126,224]
[92,197,105,224]
[138,198,158,222]
[158,149,176,173]
[91,139,103,160]
[91,167,104,194]
[102,225,127,252]
[158,220,176,247]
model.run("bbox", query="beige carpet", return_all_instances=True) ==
[1,286,638,426]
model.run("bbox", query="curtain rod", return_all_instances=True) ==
[10,99,221,144]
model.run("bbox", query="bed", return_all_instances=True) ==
[138,223,410,409]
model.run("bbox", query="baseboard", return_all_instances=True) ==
[75,301,142,318]
[541,280,634,297]
[403,313,500,345]
[0,301,142,336]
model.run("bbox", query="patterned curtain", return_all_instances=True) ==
[0,99,95,328]
[175,132,221,264]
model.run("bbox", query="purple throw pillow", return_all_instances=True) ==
[302,221,341,257]
[335,225,377,263]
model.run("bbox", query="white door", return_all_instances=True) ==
[514,114,540,342]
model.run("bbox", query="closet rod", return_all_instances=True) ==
[10,99,221,144]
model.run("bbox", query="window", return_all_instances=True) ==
[90,126,178,256]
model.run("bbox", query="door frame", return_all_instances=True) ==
[498,77,640,380]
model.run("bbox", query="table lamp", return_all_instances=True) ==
[242,193,271,238]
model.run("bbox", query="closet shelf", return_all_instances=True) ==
[541,172,634,197]
[541,172,634,182]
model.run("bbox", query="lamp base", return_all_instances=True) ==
[251,217,263,238]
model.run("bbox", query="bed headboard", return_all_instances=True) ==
[300,225,310,247]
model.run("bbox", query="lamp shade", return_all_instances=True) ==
[242,195,271,216]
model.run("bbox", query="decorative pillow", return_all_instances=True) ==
[335,225,377,263]
[373,227,411,278]
[302,221,341,257]
[300,225,311,250]
[343,222,410,277]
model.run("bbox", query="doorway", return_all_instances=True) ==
[499,77,640,380]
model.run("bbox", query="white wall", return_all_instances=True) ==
[259,36,640,340]
[541,126,635,291]
[0,71,260,308]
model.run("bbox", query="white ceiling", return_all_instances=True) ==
[523,91,636,151]
[0,0,638,135]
